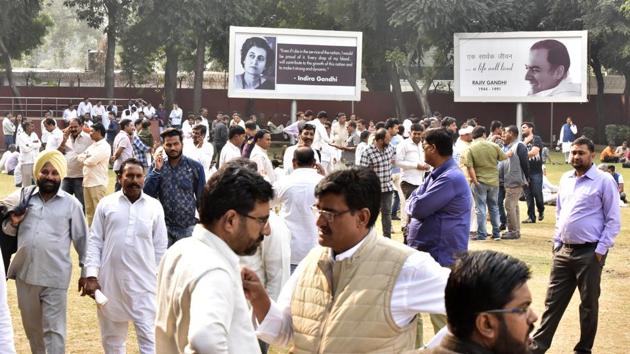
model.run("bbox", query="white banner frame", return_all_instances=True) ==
[454,31,588,103]
[228,26,362,101]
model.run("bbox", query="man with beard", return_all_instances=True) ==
[1,150,88,353]
[416,250,538,354]
[58,117,92,208]
[155,163,273,354]
[145,128,205,246]
[82,158,167,354]
[243,167,449,353]
[521,122,545,223]
[282,122,321,175]
[530,137,620,354]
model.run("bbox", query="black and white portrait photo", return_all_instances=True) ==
[234,36,276,90]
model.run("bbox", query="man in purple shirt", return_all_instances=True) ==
[406,127,471,336]
[531,137,620,354]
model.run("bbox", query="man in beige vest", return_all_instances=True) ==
[243,167,450,353]
[155,164,274,353]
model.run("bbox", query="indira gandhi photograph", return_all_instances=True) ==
[234,36,276,90]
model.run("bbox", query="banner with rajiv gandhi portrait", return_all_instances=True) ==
[228,26,362,101]
[454,31,588,103]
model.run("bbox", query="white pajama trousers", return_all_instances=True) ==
[97,310,155,354]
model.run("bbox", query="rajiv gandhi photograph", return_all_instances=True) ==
[524,39,581,97]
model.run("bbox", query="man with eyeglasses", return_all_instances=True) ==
[406,127,472,339]
[243,167,449,353]
[413,250,538,354]
[155,163,273,354]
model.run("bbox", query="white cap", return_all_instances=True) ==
[459,126,474,136]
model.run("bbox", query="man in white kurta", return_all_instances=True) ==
[83,160,167,354]
[250,131,276,183]
[155,164,273,354]
[218,125,246,168]
[273,147,323,272]
[183,124,214,180]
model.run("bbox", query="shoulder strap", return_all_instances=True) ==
[19,185,38,209]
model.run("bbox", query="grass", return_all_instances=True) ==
[1,150,628,353]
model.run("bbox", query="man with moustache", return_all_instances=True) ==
[416,250,539,354]
[530,137,620,354]
[82,158,167,354]
[359,128,396,238]
[144,128,205,246]
[1,150,88,354]
[282,122,321,175]
[219,125,246,168]
[76,123,111,226]
[243,167,449,353]
[58,117,92,207]
[406,128,471,338]
[155,164,273,354]
[183,124,215,179]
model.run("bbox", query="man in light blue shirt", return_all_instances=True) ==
[531,137,620,354]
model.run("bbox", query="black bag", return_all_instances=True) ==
[0,186,36,274]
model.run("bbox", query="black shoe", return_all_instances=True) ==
[499,224,507,231]
[392,215,401,221]
[538,214,544,222]
[522,218,536,224]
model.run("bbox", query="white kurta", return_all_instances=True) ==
[250,144,276,183]
[272,168,324,265]
[218,141,242,168]
[239,212,291,301]
[183,140,215,181]
[85,191,168,322]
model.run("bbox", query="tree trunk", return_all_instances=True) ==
[164,44,179,109]
[402,65,432,117]
[192,32,206,113]
[624,68,630,124]
[589,53,605,144]
[104,8,117,99]
[387,62,407,119]
[0,37,22,109]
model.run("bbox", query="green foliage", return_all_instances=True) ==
[582,126,596,140]
[605,124,630,145]
[0,0,53,60]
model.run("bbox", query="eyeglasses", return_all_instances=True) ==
[311,205,351,223]
[481,305,531,316]
[240,213,270,228]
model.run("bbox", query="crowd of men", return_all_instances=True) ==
[0,102,622,354]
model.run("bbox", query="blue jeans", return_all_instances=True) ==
[4,135,15,148]
[498,185,506,226]
[524,173,544,221]
[472,182,500,239]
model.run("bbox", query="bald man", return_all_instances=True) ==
[1,150,88,354]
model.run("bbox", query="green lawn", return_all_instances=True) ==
[1,150,628,353]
